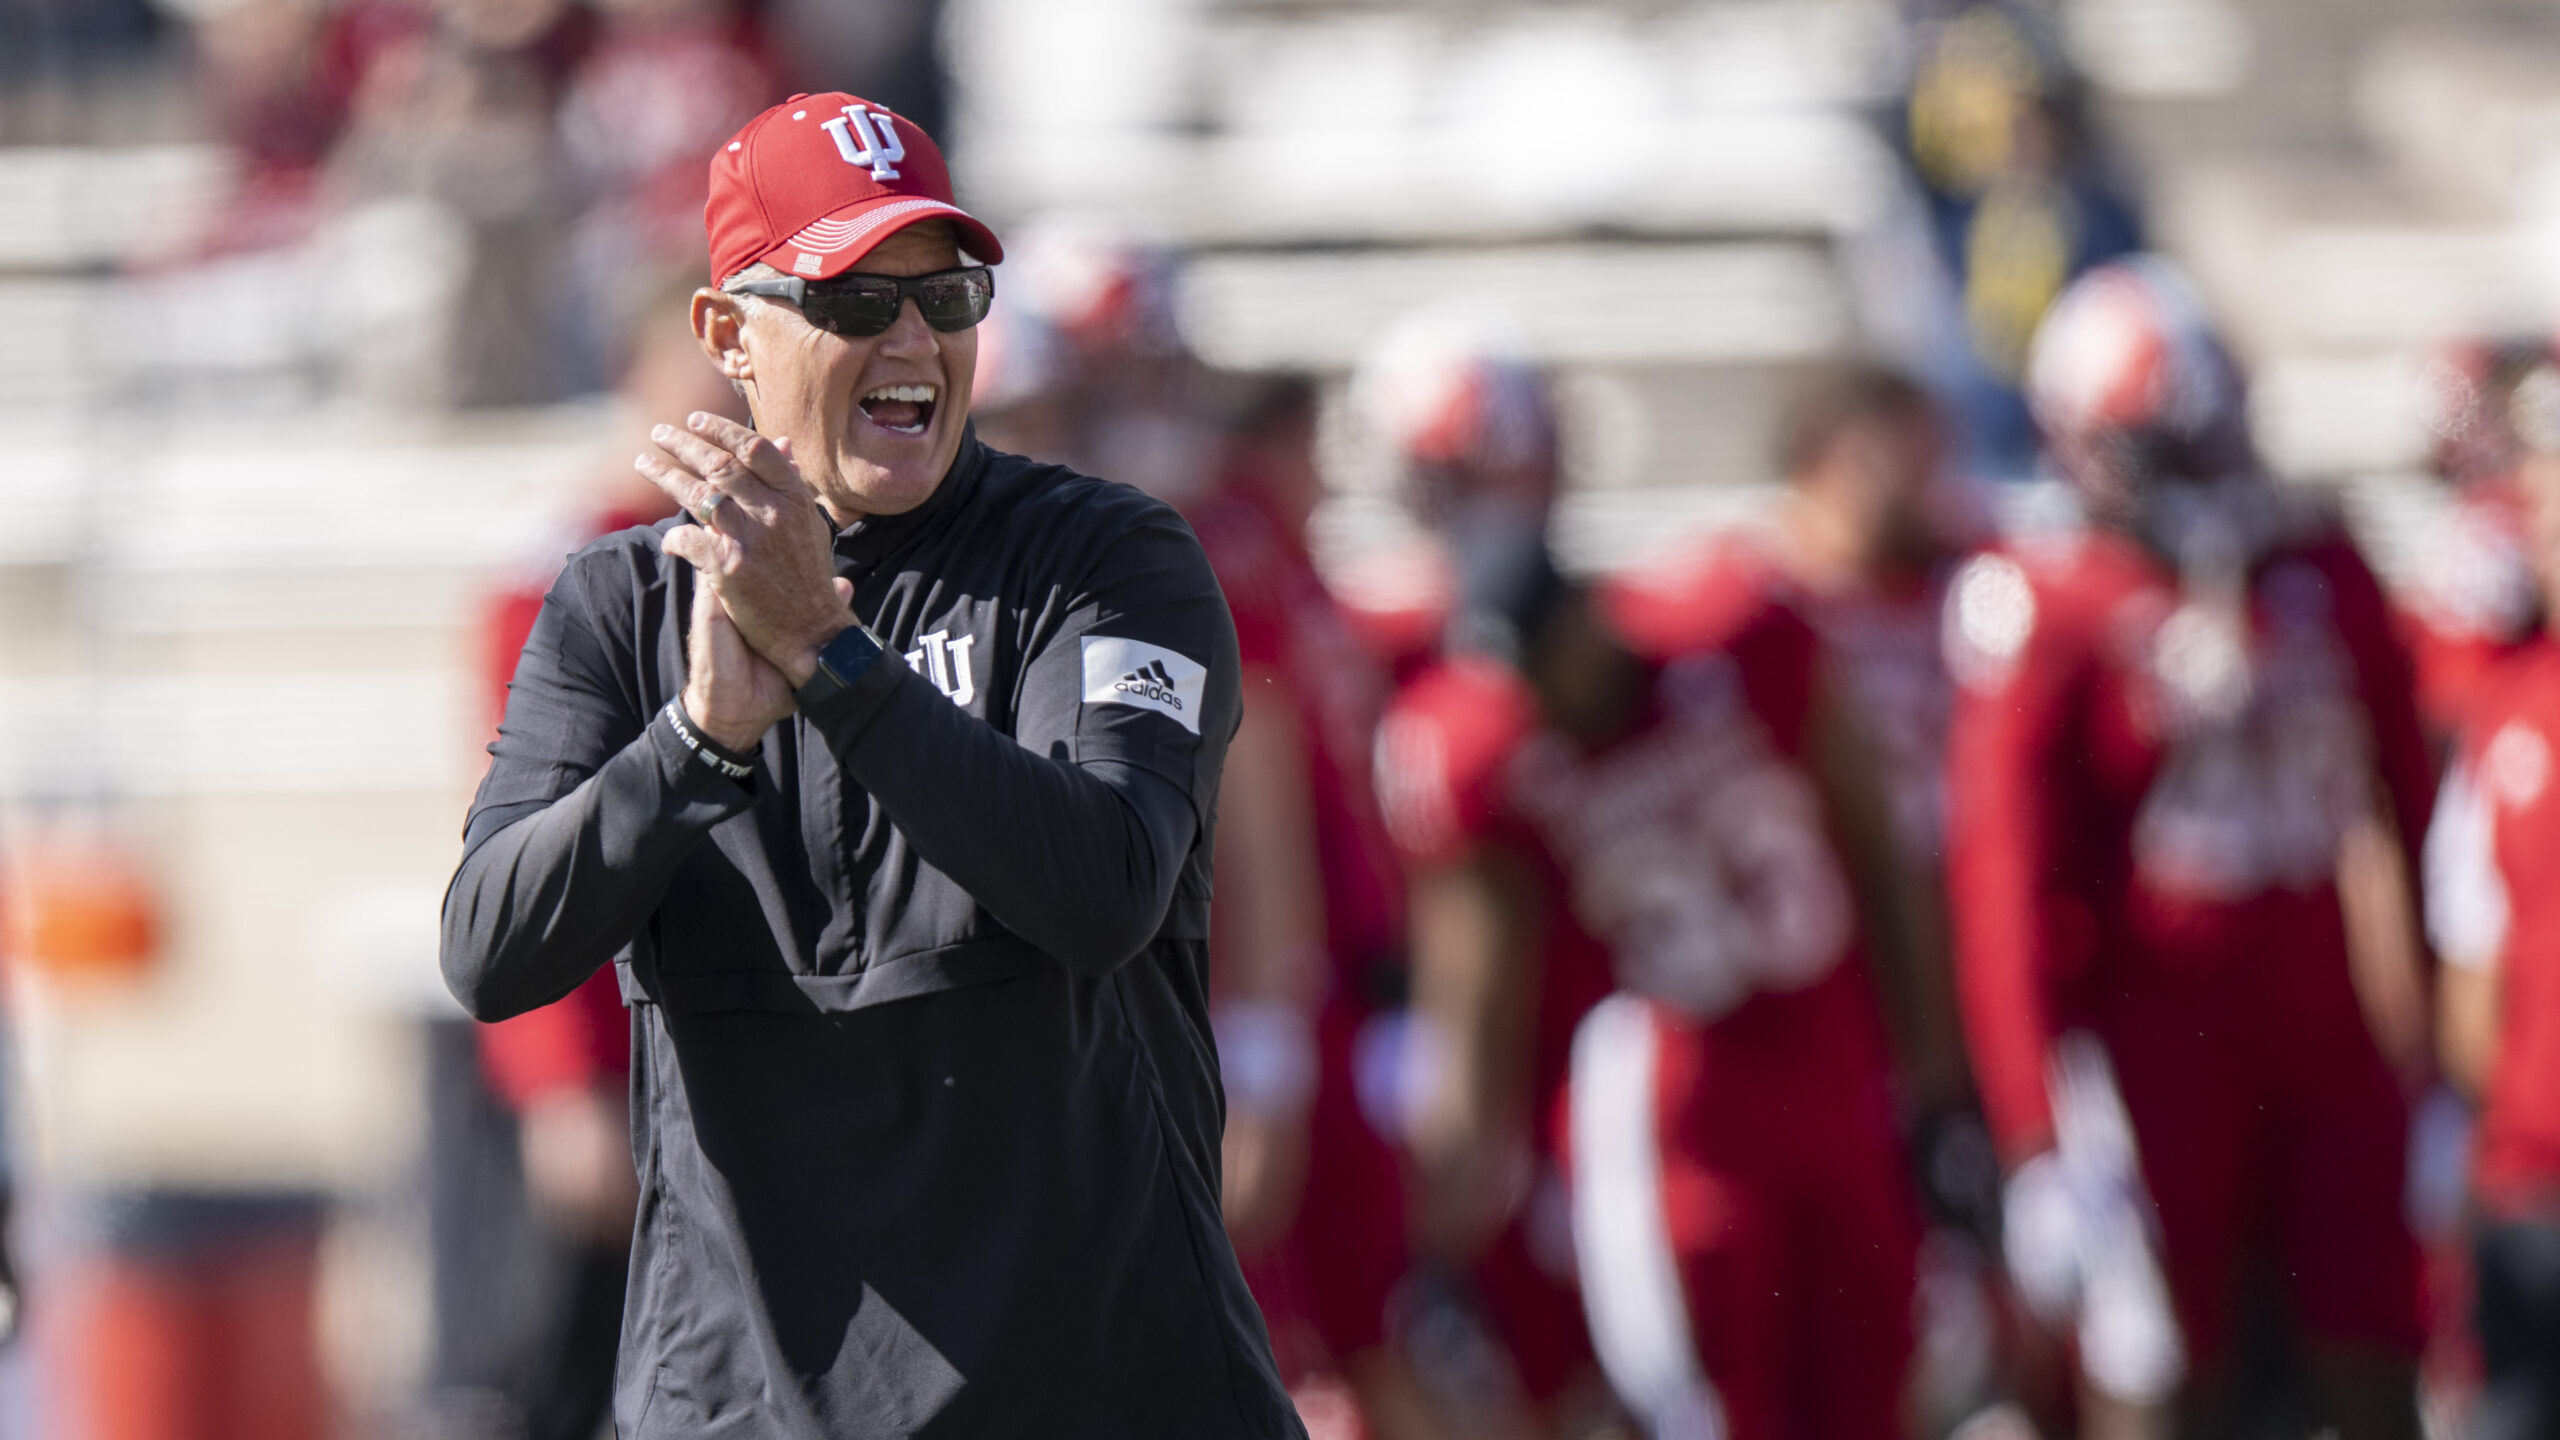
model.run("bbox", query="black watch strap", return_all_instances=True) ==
[795,623,889,712]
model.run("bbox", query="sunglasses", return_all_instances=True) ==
[725,265,995,338]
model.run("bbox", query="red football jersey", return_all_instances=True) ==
[1612,533,1954,863]
[1377,567,1891,1144]
[2427,638,2560,1210]
[474,505,666,1110]
[1189,485,1405,986]
[1944,521,2436,1156]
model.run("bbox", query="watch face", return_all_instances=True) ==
[801,625,885,708]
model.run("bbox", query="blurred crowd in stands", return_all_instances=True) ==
[12,1,2560,1439]
[5,0,947,408]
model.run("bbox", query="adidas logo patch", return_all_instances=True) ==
[1114,659,1183,709]
[1081,636,1208,735]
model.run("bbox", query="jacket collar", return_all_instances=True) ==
[833,425,988,568]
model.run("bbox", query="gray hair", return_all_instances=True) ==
[721,260,789,318]
[714,261,790,404]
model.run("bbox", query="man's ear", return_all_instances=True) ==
[692,289,753,383]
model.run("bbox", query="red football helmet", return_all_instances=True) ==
[2418,335,2560,490]
[2025,256,2250,505]
[1352,309,1557,516]
[1002,212,1185,359]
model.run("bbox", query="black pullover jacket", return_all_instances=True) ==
[441,435,1303,1439]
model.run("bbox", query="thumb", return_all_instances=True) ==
[833,577,855,603]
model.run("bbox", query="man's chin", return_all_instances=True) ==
[834,437,957,517]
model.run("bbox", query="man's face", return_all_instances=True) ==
[731,223,979,520]
[1830,408,1947,571]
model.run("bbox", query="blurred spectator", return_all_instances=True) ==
[1185,375,1444,1440]
[2424,411,2560,1440]
[2401,338,2558,740]
[760,0,944,140]
[327,0,593,405]
[1881,1,2143,481]
[1947,257,2431,1437]
[555,0,776,386]
[426,271,716,1440]
[0,0,163,143]
[187,0,423,256]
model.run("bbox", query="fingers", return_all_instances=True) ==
[647,423,759,501]
[683,559,717,666]
[832,577,855,603]
[636,451,726,526]
[686,412,803,493]
[653,412,800,503]
[663,522,727,575]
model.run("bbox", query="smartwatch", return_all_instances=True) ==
[794,622,888,712]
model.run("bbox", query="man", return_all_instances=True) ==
[1611,362,2002,1431]
[1362,320,1941,1439]
[1356,319,1610,1438]
[2423,414,2560,1440]
[1610,360,1969,987]
[1187,376,1445,1438]
[2400,337,2554,739]
[1945,257,2433,1436]
[985,214,1215,503]
[440,93,1301,1438]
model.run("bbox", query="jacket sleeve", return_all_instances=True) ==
[1943,556,2087,1162]
[803,506,1242,977]
[441,555,755,1022]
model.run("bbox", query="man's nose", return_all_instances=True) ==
[876,299,937,358]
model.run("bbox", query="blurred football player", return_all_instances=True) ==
[1945,256,2433,1438]
[1358,314,1605,1440]
[2424,408,2560,1440]
[1187,374,1448,1440]
[1366,316,1945,1439]
[2401,337,2557,738]
[980,213,1215,500]
[1617,360,2008,1432]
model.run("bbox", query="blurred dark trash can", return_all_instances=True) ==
[53,1190,329,1440]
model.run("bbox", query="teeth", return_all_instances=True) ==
[862,384,937,404]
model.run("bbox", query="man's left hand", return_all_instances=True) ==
[639,412,852,686]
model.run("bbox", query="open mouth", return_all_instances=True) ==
[859,383,938,436]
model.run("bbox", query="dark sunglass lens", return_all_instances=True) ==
[805,280,903,337]
[914,270,994,331]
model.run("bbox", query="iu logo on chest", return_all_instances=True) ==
[903,629,977,707]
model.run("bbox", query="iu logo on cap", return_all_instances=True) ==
[821,105,904,182]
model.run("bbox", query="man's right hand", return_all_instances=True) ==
[682,580,797,753]
[642,414,856,687]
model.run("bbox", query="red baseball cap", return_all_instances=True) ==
[705,93,1003,286]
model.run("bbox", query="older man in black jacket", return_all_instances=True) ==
[441,92,1300,1439]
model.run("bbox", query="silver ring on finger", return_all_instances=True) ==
[693,489,725,527]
